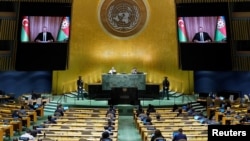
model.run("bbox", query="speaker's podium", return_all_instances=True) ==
[102,73,146,105]
[109,87,139,105]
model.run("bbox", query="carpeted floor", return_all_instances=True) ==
[118,116,141,141]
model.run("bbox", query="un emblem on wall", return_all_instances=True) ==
[99,0,148,37]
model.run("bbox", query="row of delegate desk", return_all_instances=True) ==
[35,108,119,141]
[207,104,249,125]
[0,103,44,139]
[133,108,208,141]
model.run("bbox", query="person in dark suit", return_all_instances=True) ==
[162,76,170,100]
[192,26,212,43]
[172,128,187,141]
[34,26,54,42]
[151,129,165,141]
[77,76,84,100]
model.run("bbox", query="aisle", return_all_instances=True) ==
[118,116,142,141]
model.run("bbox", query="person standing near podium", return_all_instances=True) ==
[162,76,170,100]
[77,76,84,100]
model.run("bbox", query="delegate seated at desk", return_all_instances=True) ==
[34,26,54,43]
[109,67,117,74]
[192,26,212,43]
[131,67,138,74]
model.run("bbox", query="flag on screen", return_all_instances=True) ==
[21,16,30,42]
[177,17,188,42]
[214,16,227,42]
[57,16,70,42]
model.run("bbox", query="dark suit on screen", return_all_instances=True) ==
[192,32,212,42]
[34,32,54,42]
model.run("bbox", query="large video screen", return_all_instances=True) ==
[176,3,232,71]
[16,2,72,71]
[177,16,227,43]
[21,16,70,43]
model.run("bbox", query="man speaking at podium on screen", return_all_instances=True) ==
[35,26,55,43]
[192,26,212,43]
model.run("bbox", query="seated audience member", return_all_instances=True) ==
[224,100,232,110]
[156,113,161,120]
[172,128,187,141]
[136,104,144,117]
[176,108,183,117]
[144,116,153,125]
[234,112,241,119]
[151,129,165,141]
[46,115,57,124]
[19,106,27,116]
[28,100,35,110]
[187,108,195,116]
[100,131,112,141]
[172,104,178,112]
[105,120,115,130]
[106,111,116,121]
[20,129,35,141]
[54,104,64,116]
[138,111,147,121]
[247,105,250,113]
[240,114,250,123]
[106,105,116,116]
[207,115,220,125]
[12,110,22,119]
[147,104,156,113]
[185,103,191,112]
[104,126,113,135]
[219,100,226,109]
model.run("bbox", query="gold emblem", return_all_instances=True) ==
[99,0,147,37]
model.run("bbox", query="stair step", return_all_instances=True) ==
[194,108,206,112]
[169,91,177,95]
[190,103,200,106]
[44,109,55,112]
[192,105,204,109]
[70,92,78,95]
[65,94,77,98]
[172,93,183,97]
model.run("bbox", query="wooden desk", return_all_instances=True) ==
[11,120,22,132]
[0,128,3,141]
[55,119,118,124]
[27,110,37,122]
[0,124,14,137]
[36,133,118,141]
[36,107,44,117]
[21,116,30,127]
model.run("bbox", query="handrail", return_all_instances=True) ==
[57,94,64,104]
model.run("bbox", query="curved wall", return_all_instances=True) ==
[52,0,194,94]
